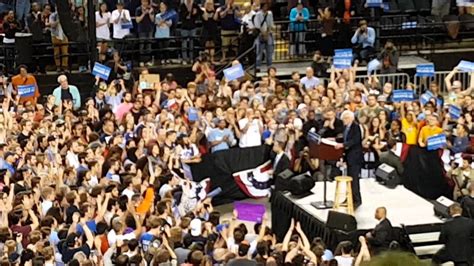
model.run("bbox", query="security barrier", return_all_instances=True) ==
[355,73,411,89]
[414,71,471,95]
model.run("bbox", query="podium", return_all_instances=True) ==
[308,137,344,209]
[308,139,344,160]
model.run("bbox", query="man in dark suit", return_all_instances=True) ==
[433,203,474,266]
[335,110,363,207]
[461,183,474,219]
[272,141,291,191]
[366,207,394,254]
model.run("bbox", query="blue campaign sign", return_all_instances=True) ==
[420,91,434,105]
[18,84,35,97]
[121,22,133,29]
[449,105,462,120]
[457,60,474,72]
[401,21,417,29]
[188,107,199,122]
[334,49,353,59]
[367,0,382,7]
[223,64,245,81]
[333,57,352,69]
[92,62,111,81]
[427,134,447,151]
[333,49,352,69]
[416,64,435,77]
[392,89,414,102]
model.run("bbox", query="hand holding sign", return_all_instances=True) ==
[223,64,244,81]
[333,49,353,69]
[457,60,474,72]
[92,62,111,81]
[17,84,36,98]
[427,134,447,151]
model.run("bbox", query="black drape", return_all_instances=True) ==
[191,145,272,205]
[402,146,451,200]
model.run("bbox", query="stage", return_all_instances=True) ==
[271,179,445,256]
[294,179,443,230]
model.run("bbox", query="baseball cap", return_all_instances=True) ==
[190,218,202,237]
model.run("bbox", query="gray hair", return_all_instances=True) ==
[341,110,355,121]
[57,74,68,83]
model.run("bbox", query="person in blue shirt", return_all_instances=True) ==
[2,152,16,175]
[289,2,309,57]
[449,124,470,155]
[351,20,376,63]
[207,119,236,153]
[155,2,173,65]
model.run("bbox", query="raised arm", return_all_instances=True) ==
[282,218,295,252]
[80,218,95,249]
[355,236,371,266]
[444,66,458,92]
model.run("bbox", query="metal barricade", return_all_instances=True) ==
[354,73,411,89]
[414,71,471,95]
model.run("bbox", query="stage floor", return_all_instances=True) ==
[287,179,444,230]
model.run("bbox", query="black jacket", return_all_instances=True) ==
[439,216,474,263]
[343,123,363,165]
[368,218,394,254]
[273,152,291,191]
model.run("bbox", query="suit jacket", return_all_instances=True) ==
[368,218,394,254]
[273,152,291,191]
[343,123,363,165]
[439,216,474,262]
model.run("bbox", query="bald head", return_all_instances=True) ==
[449,203,462,217]
[375,207,387,220]
[452,80,462,90]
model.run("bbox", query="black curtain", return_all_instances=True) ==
[191,145,272,205]
[402,146,451,200]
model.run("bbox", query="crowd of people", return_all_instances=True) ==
[0,0,471,74]
[0,41,471,264]
[0,0,471,265]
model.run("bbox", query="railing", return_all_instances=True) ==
[270,15,474,62]
[414,71,472,95]
[1,14,473,74]
[215,44,257,79]
[355,73,411,89]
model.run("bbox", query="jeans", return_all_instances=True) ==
[255,34,274,68]
[15,0,30,26]
[138,31,153,62]
[353,46,375,62]
[181,28,196,62]
[290,31,306,56]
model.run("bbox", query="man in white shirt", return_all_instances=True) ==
[238,108,263,148]
[300,67,320,91]
[111,2,132,40]
[66,141,82,169]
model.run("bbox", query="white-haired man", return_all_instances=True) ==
[335,110,363,208]
[52,75,81,110]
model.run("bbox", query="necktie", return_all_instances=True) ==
[344,125,350,142]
